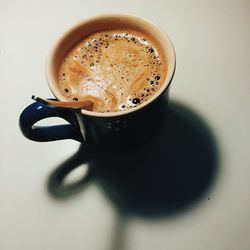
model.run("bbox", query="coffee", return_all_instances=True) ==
[58,28,166,112]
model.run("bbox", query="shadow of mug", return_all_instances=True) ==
[47,100,219,218]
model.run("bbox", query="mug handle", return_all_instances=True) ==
[19,101,83,142]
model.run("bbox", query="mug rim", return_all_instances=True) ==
[46,13,176,117]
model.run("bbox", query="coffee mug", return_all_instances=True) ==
[19,14,176,152]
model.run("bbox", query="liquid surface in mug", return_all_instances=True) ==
[58,28,166,112]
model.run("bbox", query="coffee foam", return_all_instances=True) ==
[58,29,166,112]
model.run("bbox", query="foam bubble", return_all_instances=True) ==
[132,98,141,104]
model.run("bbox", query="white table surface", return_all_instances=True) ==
[1,0,250,250]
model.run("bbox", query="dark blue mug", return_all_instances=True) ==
[19,14,176,153]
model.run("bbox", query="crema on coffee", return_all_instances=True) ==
[58,28,166,112]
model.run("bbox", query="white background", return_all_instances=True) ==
[1,0,250,249]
